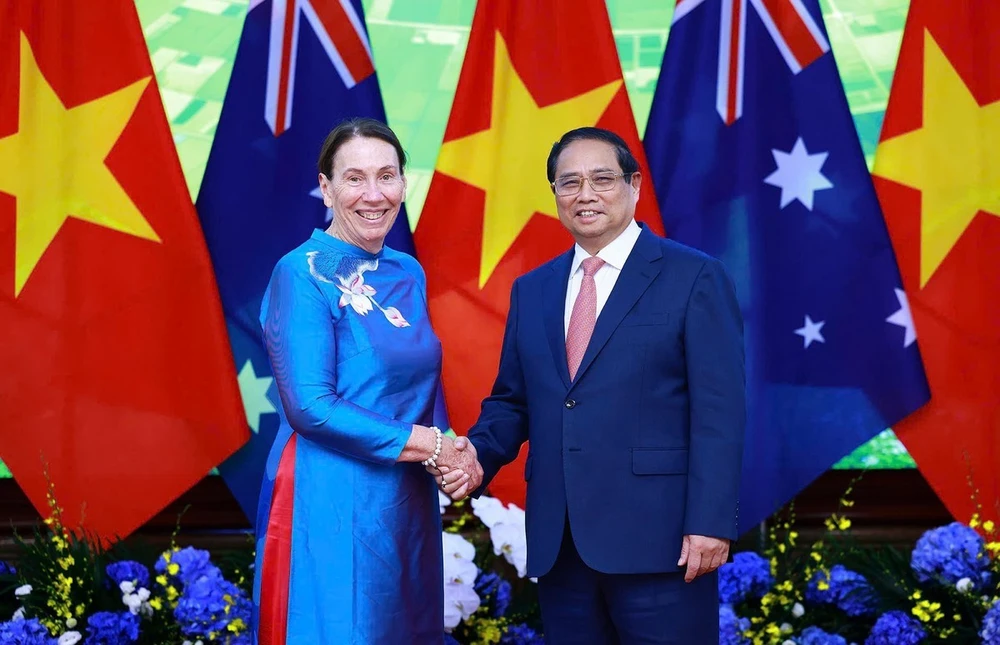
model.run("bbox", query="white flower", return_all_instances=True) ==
[780,622,793,633]
[65,617,77,629]
[484,503,528,577]
[12,607,24,620]
[122,586,154,616]
[443,581,481,631]
[957,577,973,593]
[490,521,528,578]
[781,640,796,645]
[792,602,805,617]
[471,496,509,528]
[438,490,452,514]
[119,580,135,594]
[58,632,82,645]
[14,584,31,597]
[442,532,478,584]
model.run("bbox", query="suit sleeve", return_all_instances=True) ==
[467,279,530,497]
[261,260,412,464]
[683,258,746,540]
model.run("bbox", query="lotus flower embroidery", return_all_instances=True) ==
[307,252,410,327]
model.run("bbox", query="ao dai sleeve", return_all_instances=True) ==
[261,259,412,464]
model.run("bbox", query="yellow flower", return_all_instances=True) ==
[985,520,996,533]
[912,599,944,623]
[167,563,180,576]
[971,514,982,529]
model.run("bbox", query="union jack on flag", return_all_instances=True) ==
[673,0,830,124]
[257,0,376,135]
[645,0,928,533]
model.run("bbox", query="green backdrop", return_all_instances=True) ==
[0,0,916,480]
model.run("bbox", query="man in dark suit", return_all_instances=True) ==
[437,127,745,643]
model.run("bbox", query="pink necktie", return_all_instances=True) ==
[566,256,605,381]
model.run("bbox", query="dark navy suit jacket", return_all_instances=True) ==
[468,225,746,578]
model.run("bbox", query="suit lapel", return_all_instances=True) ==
[543,249,574,390]
[570,228,663,389]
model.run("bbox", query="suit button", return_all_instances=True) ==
[565,399,576,409]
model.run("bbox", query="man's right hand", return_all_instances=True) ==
[434,436,482,500]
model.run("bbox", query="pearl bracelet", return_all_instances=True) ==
[421,426,442,468]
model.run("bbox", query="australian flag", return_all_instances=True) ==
[196,0,420,519]
[643,0,930,531]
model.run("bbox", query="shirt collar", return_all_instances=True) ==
[570,219,641,275]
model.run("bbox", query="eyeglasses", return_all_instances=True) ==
[551,172,629,196]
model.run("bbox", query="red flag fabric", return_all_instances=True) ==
[873,0,1000,522]
[414,0,664,508]
[0,2,249,540]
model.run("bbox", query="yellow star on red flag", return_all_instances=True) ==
[436,31,621,288]
[874,30,1000,288]
[0,33,159,297]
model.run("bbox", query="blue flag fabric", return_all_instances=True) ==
[196,0,443,519]
[643,0,929,531]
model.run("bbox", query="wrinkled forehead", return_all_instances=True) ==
[332,136,401,173]
[554,139,621,176]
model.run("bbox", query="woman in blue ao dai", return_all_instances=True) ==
[251,119,479,644]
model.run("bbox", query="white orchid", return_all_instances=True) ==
[490,519,528,578]
[470,496,509,528]
[442,532,478,585]
[443,581,481,631]
[475,498,529,578]
[58,632,82,645]
[14,584,31,597]
[957,577,973,593]
[792,602,805,617]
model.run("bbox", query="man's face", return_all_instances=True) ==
[552,139,640,253]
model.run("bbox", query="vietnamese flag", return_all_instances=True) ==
[873,0,1000,522]
[0,2,249,541]
[414,0,664,507]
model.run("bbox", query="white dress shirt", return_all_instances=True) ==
[564,219,642,337]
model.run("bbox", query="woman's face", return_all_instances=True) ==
[319,136,406,253]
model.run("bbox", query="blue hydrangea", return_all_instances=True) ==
[799,625,848,645]
[105,560,150,589]
[981,599,1000,644]
[910,522,990,588]
[719,604,750,645]
[84,611,140,644]
[864,610,925,645]
[0,617,57,644]
[174,566,252,640]
[806,565,876,617]
[718,551,773,604]
[500,623,544,644]
[475,571,514,618]
[0,560,16,576]
[156,546,216,589]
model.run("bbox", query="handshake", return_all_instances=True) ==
[425,432,484,501]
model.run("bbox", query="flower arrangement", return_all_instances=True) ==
[718,477,1000,644]
[439,492,544,644]
[6,476,1000,644]
[0,482,254,645]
